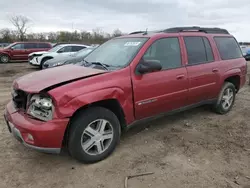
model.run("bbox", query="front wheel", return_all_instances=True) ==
[0,55,10,63]
[40,57,50,69]
[68,107,121,163]
[213,82,236,114]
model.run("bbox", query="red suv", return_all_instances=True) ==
[4,27,247,163]
[0,42,52,63]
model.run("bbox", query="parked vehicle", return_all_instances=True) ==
[42,46,96,69]
[28,44,89,69]
[0,42,52,63]
[0,43,10,49]
[4,27,247,163]
[240,46,250,60]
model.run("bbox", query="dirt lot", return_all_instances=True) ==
[0,63,250,188]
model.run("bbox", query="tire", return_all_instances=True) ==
[40,57,50,70]
[213,82,236,114]
[0,55,10,63]
[68,107,121,163]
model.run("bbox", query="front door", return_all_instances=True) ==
[131,37,189,120]
[9,43,26,60]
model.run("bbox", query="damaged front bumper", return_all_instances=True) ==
[4,101,69,154]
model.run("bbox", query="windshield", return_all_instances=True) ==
[84,37,148,68]
[48,45,63,52]
[73,48,94,57]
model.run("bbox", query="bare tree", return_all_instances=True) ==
[10,15,31,41]
[112,29,122,37]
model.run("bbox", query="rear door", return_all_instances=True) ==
[132,37,189,119]
[183,36,219,104]
[24,43,37,58]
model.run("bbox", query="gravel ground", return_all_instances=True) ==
[0,63,250,188]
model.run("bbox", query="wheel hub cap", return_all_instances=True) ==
[81,119,114,156]
[221,88,234,110]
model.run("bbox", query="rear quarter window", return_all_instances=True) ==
[214,37,242,60]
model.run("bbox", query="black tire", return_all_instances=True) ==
[40,57,50,70]
[68,107,121,163]
[0,55,10,63]
[213,82,236,114]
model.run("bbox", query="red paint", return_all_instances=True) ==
[5,31,247,149]
[0,42,51,61]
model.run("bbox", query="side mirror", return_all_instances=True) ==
[10,47,14,50]
[136,59,162,74]
[57,50,63,53]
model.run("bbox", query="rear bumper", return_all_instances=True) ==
[4,101,69,154]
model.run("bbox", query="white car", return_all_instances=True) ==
[28,44,89,69]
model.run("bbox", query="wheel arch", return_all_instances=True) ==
[62,98,127,148]
[224,75,241,92]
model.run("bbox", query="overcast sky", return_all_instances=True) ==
[0,0,249,41]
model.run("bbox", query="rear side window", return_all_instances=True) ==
[72,46,86,52]
[203,38,214,62]
[184,36,214,65]
[214,37,242,60]
[24,43,37,49]
[38,43,51,48]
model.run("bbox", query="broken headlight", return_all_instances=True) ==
[27,94,54,121]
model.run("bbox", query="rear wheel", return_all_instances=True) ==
[213,82,236,114]
[68,107,121,163]
[0,55,10,63]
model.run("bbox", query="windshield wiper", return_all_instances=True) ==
[83,60,109,70]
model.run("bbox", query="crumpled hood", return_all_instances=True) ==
[13,65,106,93]
[29,51,48,56]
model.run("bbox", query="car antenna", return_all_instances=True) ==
[143,28,148,35]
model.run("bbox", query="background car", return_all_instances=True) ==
[240,45,250,60]
[28,43,89,69]
[0,42,52,63]
[42,46,96,69]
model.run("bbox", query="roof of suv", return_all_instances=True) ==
[13,41,51,44]
[121,26,232,38]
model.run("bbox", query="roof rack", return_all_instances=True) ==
[163,26,229,34]
[129,31,145,35]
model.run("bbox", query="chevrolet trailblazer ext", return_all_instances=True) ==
[4,27,247,163]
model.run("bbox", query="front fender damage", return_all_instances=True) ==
[54,87,134,124]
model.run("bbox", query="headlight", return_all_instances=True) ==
[27,94,54,121]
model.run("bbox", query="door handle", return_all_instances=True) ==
[212,68,219,73]
[176,74,185,80]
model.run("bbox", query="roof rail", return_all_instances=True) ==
[129,31,145,35]
[163,26,229,34]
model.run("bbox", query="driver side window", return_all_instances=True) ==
[142,37,182,70]
[12,43,24,50]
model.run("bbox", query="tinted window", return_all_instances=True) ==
[72,46,86,52]
[12,43,25,50]
[24,43,37,49]
[58,46,72,53]
[214,37,242,60]
[203,37,214,62]
[184,37,207,65]
[38,43,51,48]
[143,37,181,70]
